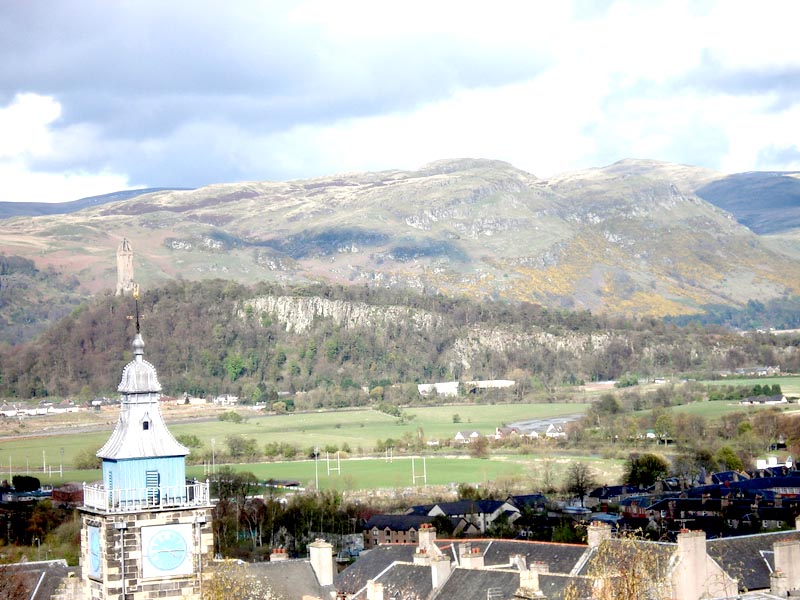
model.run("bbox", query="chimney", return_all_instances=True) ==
[430,555,452,590]
[270,547,289,562]
[771,569,788,597]
[513,555,544,598]
[673,530,708,600]
[587,522,612,548]
[413,546,430,566]
[366,580,384,600]
[774,538,800,592]
[309,539,334,587]
[459,543,485,570]
[418,523,437,551]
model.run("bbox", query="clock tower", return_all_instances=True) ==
[80,316,213,599]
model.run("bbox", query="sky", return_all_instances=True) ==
[1,0,799,203]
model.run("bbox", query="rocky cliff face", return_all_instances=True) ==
[240,295,441,334]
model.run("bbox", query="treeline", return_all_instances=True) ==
[0,279,799,402]
[666,296,800,330]
[577,382,800,471]
[0,253,84,345]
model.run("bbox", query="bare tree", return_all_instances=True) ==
[564,462,596,507]
[0,565,31,600]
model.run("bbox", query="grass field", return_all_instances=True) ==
[0,402,589,471]
[28,452,625,494]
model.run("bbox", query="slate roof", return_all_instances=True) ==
[362,563,432,600]
[0,559,76,600]
[540,573,595,599]
[575,539,676,582]
[334,544,417,594]
[431,499,509,516]
[406,503,435,516]
[507,493,548,510]
[364,514,435,531]
[432,568,520,600]
[707,530,800,592]
[438,539,589,574]
[248,559,334,600]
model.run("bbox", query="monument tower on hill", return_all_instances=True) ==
[79,292,214,599]
[116,238,135,296]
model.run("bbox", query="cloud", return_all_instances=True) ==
[2,0,800,202]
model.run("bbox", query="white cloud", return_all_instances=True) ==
[2,0,800,202]
[0,93,133,202]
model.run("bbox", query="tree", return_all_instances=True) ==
[565,530,672,600]
[0,565,29,600]
[203,560,279,600]
[714,446,744,472]
[469,436,489,459]
[623,453,669,488]
[176,434,202,449]
[226,434,258,459]
[73,447,101,470]
[12,475,40,492]
[564,462,596,507]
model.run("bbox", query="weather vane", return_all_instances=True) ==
[133,283,141,333]
[125,285,144,331]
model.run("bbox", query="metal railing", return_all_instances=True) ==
[83,480,211,513]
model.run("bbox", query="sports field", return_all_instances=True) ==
[0,402,588,472]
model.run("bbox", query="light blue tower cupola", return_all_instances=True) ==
[94,332,190,508]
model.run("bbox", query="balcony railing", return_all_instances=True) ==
[83,480,211,513]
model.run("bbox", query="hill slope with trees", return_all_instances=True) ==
[1,280,798,402]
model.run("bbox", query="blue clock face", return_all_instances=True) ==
[88,526,101,577]
[147,528,189,572]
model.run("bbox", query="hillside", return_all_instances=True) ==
[2,158,800,342]
[1,279,798,402]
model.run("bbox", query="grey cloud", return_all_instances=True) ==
[1,1,550,186]
[678,50,800,111]
[757,145,800,169]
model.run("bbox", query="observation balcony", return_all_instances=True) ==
[82,480,211,513]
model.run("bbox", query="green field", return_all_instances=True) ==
[25,453,624,494]
[0,402,588,471]
[667,400,800,419]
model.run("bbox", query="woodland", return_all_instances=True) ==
[1,278,799,405]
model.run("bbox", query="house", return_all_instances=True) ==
[363,514,475,548]
[494,426,520,440]
[417,381,460,398]
[334,525,591,600]
[544,423,567,439]
[464,380,515,393]
[453,431,482,444]
[0,404,18,418]
[213,393,239,405]
[245,539,337,599]
[740,394,787,405]
[408,499,520,533]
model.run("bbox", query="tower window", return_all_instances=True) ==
[143,421,150,431]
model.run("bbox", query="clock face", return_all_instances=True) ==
[142,524,192,578]
[88,526,102,578]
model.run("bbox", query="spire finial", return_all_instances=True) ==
[133,283,140,334]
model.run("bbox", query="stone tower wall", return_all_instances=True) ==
[116,238,135,296]
[80,505,214,600]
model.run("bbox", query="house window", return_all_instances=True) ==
[142,421,150,431]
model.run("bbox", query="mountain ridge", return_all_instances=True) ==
[1,158,799,343]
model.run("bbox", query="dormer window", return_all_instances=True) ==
[143,420,150,431]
